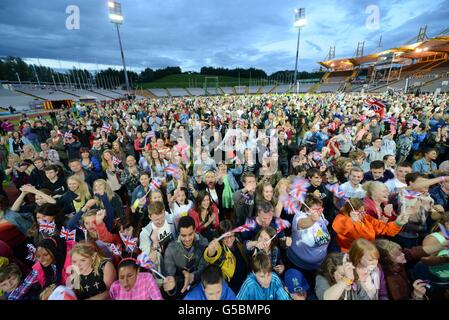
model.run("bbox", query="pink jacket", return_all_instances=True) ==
[33,240,75,287]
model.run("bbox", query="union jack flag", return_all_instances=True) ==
[325,184,347,200]
[112,156,122,165]
[39,220,56,234]
[280,194,300,215]
[60,227,76,241]
[275,218,291,233]
[119,233,138,252]
[136,253,156,269]
[101,123,112,133]
[150,177,162,191]
[165,164,181,179]
[231,219,257,233]
[364,98,385,112]
[26,244,36,262]
[64,132,73,140]
[108,243,122,256]
[382,117,397,126]
[290,178,310,203]
[147,131,156,139]
[402,189,421,200]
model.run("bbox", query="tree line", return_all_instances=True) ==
[0,56,323,88]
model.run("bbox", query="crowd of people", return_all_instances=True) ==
[0,91,449,300]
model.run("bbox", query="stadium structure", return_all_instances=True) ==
[1,26,449,116]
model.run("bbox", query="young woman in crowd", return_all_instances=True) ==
[8,236,74,300]
[188,190,220,241]
[348,238,388,300]
[109,258,163,300]
[80,147,101,173]
[58,175,92,215]
[69,241,116,300]
[315,252,369,300]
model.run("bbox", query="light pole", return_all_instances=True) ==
[108,0,130,92]
[293,8,306,91]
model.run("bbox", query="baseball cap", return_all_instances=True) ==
[284,269,309,293]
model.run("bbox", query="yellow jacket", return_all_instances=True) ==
[203,241,247,282]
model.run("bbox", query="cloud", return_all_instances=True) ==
[305,41,323,53]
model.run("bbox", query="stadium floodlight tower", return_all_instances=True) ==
[293,8,306,93]
[108,0,130,92]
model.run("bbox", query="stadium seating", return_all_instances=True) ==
[221,87,235,94]
[0,87,41,110]
[148,88,169,97]
[188,88,206,96]
[167,88,189,97]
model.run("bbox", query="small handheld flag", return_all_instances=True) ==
[101,123,112,133]
[119,232,138,253]
[136,253,166,280]
[150,177,162,191]
[289,178,310,203]
[165,164,181,179]
[39,220,56,234]
[112,156,122,165]
[402,189,421,200]
[60,227,76,241]
[26,244,36,262]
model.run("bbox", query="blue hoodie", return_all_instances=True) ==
[184,280,236,300]
[237,272,291,300]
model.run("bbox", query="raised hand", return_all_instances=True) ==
[207,239,219,257]
[95,209,106,225]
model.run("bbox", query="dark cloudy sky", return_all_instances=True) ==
[1,0,448,74]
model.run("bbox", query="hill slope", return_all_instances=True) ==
[139,74,275,89]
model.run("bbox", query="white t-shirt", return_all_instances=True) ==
[385,178,407,193]
[288,212,330,269]
[172,200,194,227]
[152,220,172,244]
[340,181,366,199]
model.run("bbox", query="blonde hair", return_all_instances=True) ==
[362,181,387,198]
[7,153,20,167]
[67,175,91,204]
[273,178,290,204]
[101,150,114,171]
[81,209,99,240]
[93,179,114,201]
[70,241,106,276]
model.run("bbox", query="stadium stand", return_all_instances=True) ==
[167,88,189,97]
[148,88,169,97]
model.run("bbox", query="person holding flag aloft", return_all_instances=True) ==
[286,196,331,289]
[203,220,249,294]
[333,198,412,253]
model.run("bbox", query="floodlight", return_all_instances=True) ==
[294,8,306,28]
[109,13,123,23]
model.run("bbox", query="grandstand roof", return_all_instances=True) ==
[319,35,449,70]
